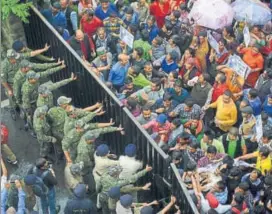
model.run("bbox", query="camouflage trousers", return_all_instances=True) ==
[22,103,36,130]
[4,86,16,108]
[99,192,110,214]
[1,144,16,162]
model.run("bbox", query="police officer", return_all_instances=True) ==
[37,72,77,108]
[33,105,57,158]
[1,49,21,119]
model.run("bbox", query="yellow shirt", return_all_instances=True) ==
[209,96,237,132]
[254,151,272,175]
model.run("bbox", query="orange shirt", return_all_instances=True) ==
[223,68,244,94]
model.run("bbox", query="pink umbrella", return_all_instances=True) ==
[188,0,234,30]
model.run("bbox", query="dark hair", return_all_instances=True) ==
[217,73,226,83]
[174,79,183,88]
[223,90,232,97]
[128,24,138,34]
[224,26,234,37]
[189,141,198,149]
[163,93,172,101]
[151,78,161,87]
[238,182,250,191]
[165,22,173,31]
[131,66,141,76]
[222,155,234,169]
[249,88,258,99]
[207,145,217,154]
[144,61,153,67]
[263,130,272,140]
[202,72,210,82]
[207,209,218,214]
[186,48,196,57]
[261,111,269,121]
[173,10,181,18]
[172,118,182,127]
[169,71,178,79]
[154,36,163,45]
[125,77,133,84]
[142,105,151,112]
[55,26,64,35]
[141,29,150,42]
[233,192,244,204]
[147,15,156,23]
[160,144,170,154]
[127,97,138,109]
[259,146,270,157]
[254,205,266,214]
[204,130,215,141]
[125,7,134,14]
[240,99,249,106]
[185,161,197,171]
[252,169,262,178]
[184,98,195,108]
[216,181,226,191]
[134,47,144,58]
[35,158,47,169]
[171,35,180,45]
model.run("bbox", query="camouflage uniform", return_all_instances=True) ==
[62,121,98,161]
[13,60,60,105]
[99,168,148,214]
[1,51,21,109]
[63,110,97,135]
[47,106,67,141]
[20,47,54,62]
[33,106,55,157]
[76,127,119,174]
[36,77,73,108]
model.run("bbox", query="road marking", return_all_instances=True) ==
[1,99,9,108]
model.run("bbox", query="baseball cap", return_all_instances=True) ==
[96,47,106,56]
[34,105,49,117]
[7,49,20,59]
[20,59,33,68]
[57,96,72,105]
[84,131,100,141]
[26,70,40,79]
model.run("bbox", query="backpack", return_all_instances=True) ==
[30,167,50,197]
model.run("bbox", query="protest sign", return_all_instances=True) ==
[120,26,134,49]
[207,31,219,54]
[243,25,250,47]
[226,54,251,79]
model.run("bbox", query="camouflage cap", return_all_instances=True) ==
[10,174,21,183]
[26,70,40,79]
[38,85,51,95]
[34,105,49,117]
[70,162,84,175]
[107,165,123,176]
[7,49,20,59]
[84,131,100,141]
[96,47,106,56]
[75,120,85,128]
[57,96,72,105]
[20,59,33,68]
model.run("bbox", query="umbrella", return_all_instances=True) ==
[231,0,271,25]
[188,0,234,30]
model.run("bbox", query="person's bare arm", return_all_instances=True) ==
[1,158,8,177]
[29,43,50,57]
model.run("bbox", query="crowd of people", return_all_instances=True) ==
[1,0,272,213]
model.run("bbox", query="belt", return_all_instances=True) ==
[96,171,102,176]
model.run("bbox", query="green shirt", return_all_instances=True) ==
[218,135,245,158]
[200,139,225,154]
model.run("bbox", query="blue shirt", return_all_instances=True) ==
[1,188,26,214]
[166,88,189,104]
[263,96,272,117]
[161,58,179,74]
[243,89,262,116]
[95,3,117,20]
[144,24,159,43]
[108,62,129,86]
[122,13,139,26]
[52,11,67,29]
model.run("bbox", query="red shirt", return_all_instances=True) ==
[211,83,228,103]
[150,1,170,28]
[80,16,103,38]
[1,124,8,145]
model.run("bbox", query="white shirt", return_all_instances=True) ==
[119,156,143,179]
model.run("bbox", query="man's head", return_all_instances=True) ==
[82,8,94,20]
[52,2,61,13]
[222,90,232,104]
[124,77,134,89]
[146,15,156,27]
[128,66,141,77]
[96,144,110,157]
[38,85,51,98]
[248,88,258,100]
[178,132,191,145]
[198,73,210,84]
[96,47,107,61]
[75,30,84,42]
[125,7,133,21]
[152,36,163,47]
[26,70,40,84]
[232,192,245,205]
[188,141,198,153]
[259,146,270,160]
[166,50,178,63]
[118,54,129,66]
[12,40,26,52]
[124,144,136,157]
[262,131,272,144]
[35,157,50,169]
[228,127,239,140]
[206,145,217,160]
[57,96,72,109]
[97,27,106,39]
[215,72,226,84]
[120,194,133,208]
[240,106,253,118]
[84,131,100,144]
[212,181,226,193]
[75,120,85,132]
[203,130,215,144]
[239,99,249,109]
[249,169,261,181]
[198,31,207,43]
[235,182,250,195]
[142,105,152,120]
[173,79,183,94]
[132,47,144,60]
[156,114,168,126]
[218,39,226,52]
[100,0,109,10]
[184,98,195,112]
[162,93,172,107]
[151,78,161,91]
[170,118,182,131]
[60,0,69,9]
[144,61,153,75]
[109,12,118,23]
[20,60,32,73]
[171,150,183,164]
[7,49,20,64]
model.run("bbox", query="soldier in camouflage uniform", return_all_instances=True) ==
[13,59,63,106]
[1,49,21,119]
[76,125,125,175]
[62,118,114,163]
[33,105,57,158]
[36,73,77,108]
[21,62,66,130]
[99,165,153,214]
[12,40,52,61]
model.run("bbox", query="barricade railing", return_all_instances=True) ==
[23,6,198,212]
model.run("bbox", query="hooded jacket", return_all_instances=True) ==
[64,184,97,214]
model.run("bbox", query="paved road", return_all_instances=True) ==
[1,107,70,212]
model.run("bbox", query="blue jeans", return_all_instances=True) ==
[40,187,56,214]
